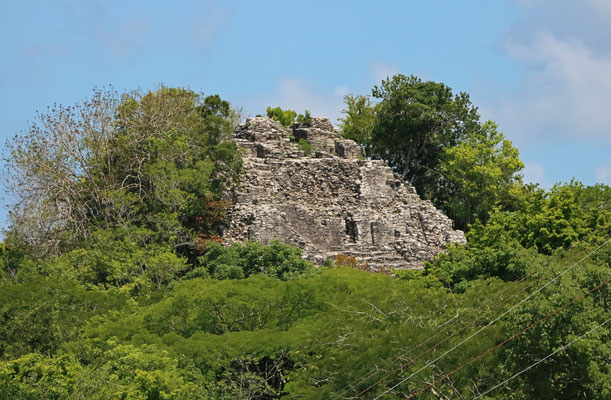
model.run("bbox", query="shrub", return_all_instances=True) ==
[298,138,314,156]
[266,106,297,126]
[186,240,317,280]
[333,254,369,270]
[296,110,312,126]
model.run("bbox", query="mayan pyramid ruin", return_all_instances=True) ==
[221,116,466,272]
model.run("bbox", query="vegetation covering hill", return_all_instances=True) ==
[1,78,609,399]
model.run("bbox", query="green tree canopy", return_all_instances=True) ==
[6,87,242,256]
[370,74,480,199]
[2,84,609,400]
[266,106,297,127]
[338,94,376,148]
[340,74,523,230]
[497,253,611,400]
[187,240,317,281]
[425,181,610,290]
[441,120,524,228]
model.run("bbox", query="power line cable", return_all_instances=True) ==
[346,277,534,399]
[332,276,528,400]
[334,241,595,399]
[336,248,589,398]
[370,238,610,399]
[348,242,597,398]
[472,316,611,399]
[400,276,611,399]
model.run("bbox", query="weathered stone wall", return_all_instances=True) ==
[222,116,465,272]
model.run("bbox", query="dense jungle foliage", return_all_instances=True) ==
[1,81,609,399]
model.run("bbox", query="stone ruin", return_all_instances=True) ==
[221,116,466,272]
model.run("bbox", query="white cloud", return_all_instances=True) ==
[590,0,611,16]
[237,77,347,126]
[369,61,399,84]
[486,0,611,146]
[515,0,545,6]
[334,85,350,97]
[595,158,611,184]
[237,62,404,128]
[516,0,611,14]
[55,0,229,62]
[522,161,546,186]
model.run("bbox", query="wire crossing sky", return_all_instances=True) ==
[1,0,610,231]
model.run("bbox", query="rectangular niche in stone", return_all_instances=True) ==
[345,217,358,243]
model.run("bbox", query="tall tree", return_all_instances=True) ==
[370,74,480,200]
[441,120,524,229]
[5,87,241,256]
[338,94,376,151]
[340,75,526,230]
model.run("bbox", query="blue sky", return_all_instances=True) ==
[1,0,610,231]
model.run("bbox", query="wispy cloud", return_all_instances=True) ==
[16,0,230,65]
[595,158,611,184]
[483,0,611,145]
[500,30,611,141]
[369,61,399,84]
[590,0,611,16]
[522,161,546,186]
[238,77,348,126]
[237,61,405,127]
